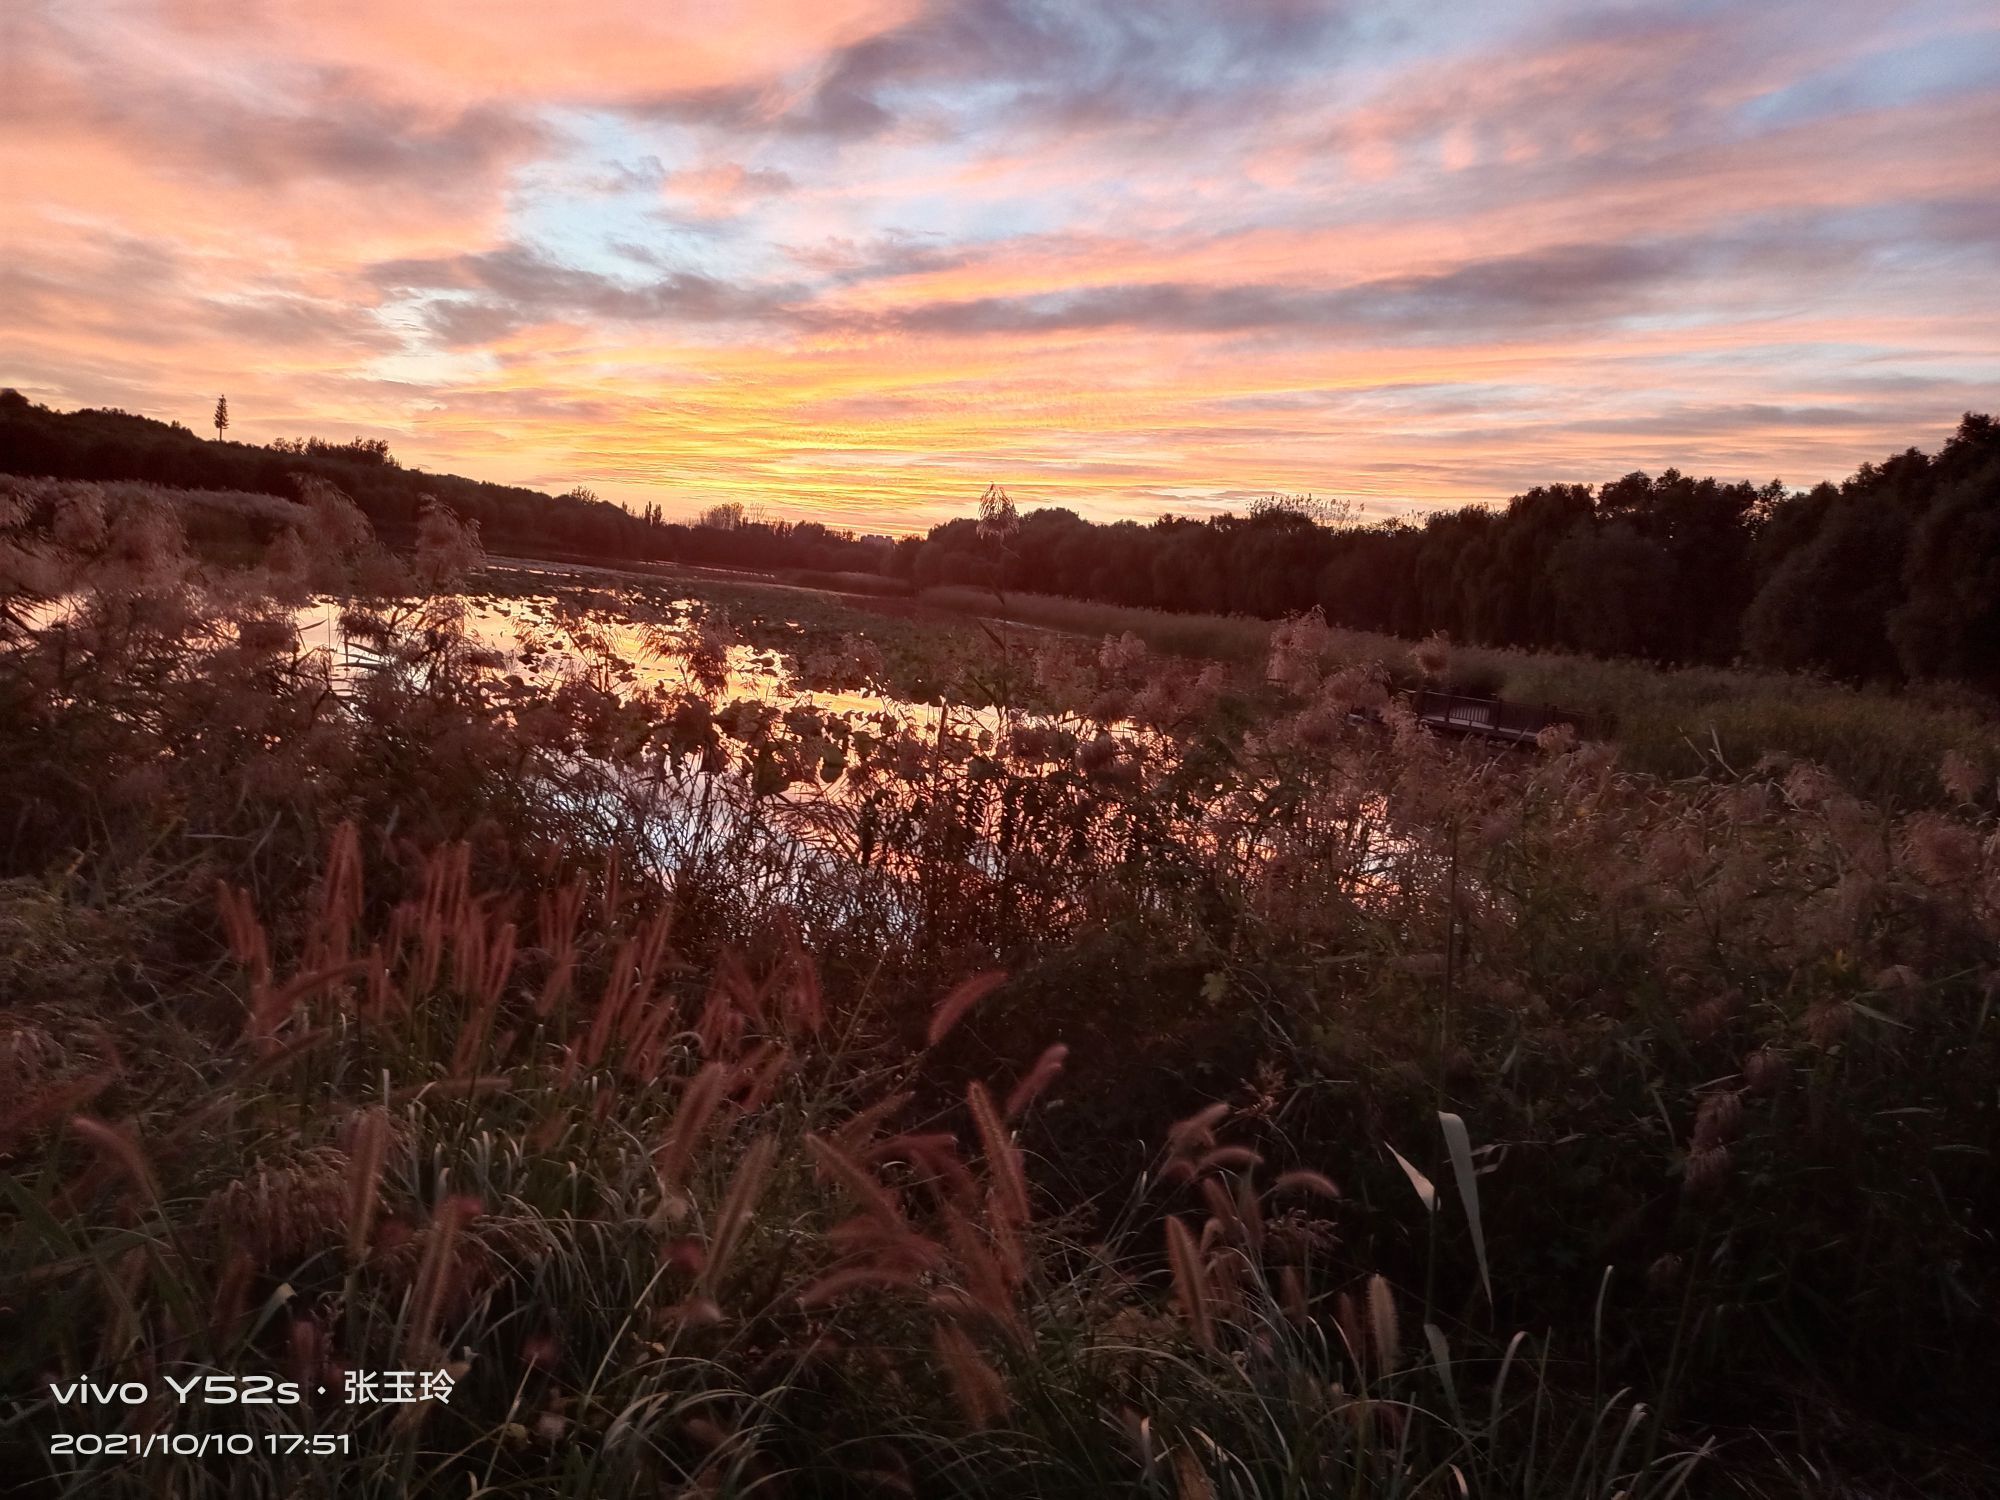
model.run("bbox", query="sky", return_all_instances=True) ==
[5,0,1998,533]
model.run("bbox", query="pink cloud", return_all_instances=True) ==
[7,0,1997,529]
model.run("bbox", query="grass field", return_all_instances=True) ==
[919,584,2000,807]
[5,477,1999,1497]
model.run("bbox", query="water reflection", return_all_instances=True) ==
[286,582,1077,914]
[286,574,1426,935]
[290,582,1005,750]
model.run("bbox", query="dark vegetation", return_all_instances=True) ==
[0,391,888,575]
[3,473,1998,1496]
[7,391,1997,693]
[911,586,2000,811]
[895,415,2000,691]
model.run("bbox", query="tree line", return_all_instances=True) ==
[4,390,1993,689]
[891,414,2000,690]
[0,392,887,575]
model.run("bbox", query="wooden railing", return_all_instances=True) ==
[1408,688,1583,745]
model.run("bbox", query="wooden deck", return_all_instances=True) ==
[1409,688,1580,745]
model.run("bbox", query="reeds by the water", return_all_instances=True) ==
[4,475,1998,1496]
[923,582,2000,807]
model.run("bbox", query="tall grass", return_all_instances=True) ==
[4,476,1998,1496]
[923,585,1276,666]
[919,584,2000,807]
[2,830,1719,1499]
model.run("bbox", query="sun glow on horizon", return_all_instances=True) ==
[7,0,1999,530]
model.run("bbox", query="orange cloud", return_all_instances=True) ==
[7,0,1997,533]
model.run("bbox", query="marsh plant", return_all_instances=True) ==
[2,478,1997,1496]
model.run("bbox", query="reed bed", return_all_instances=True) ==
[919,585,2000,807]
[3,477,1998,1497]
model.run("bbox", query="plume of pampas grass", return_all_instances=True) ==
[805,1132,907,1228]
[654,1064,731,1222]
[1367,1274,1400,1375]
[927,970,1008,1047]
[1003,1043,1068,1119]
[1165,1215,1215,1353]
[344,1108,392,1262]
[967,1081,1029,1226]
[402,1194,481,1366]
[67,1114,163,1212]
[1268,1169,1341,1201]
[1168,1103,1230,1158]
[697,1134,776,1301]
[933,1319,1009,1428]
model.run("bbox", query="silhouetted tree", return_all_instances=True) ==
[1743,495,1910,681]
[7,388,1996,689]
[1889,416,2000,688]
[212,394,229,440]
[890,419,1996,687]
[0,393,882,575]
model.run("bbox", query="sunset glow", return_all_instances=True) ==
[9,0,2000,530]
